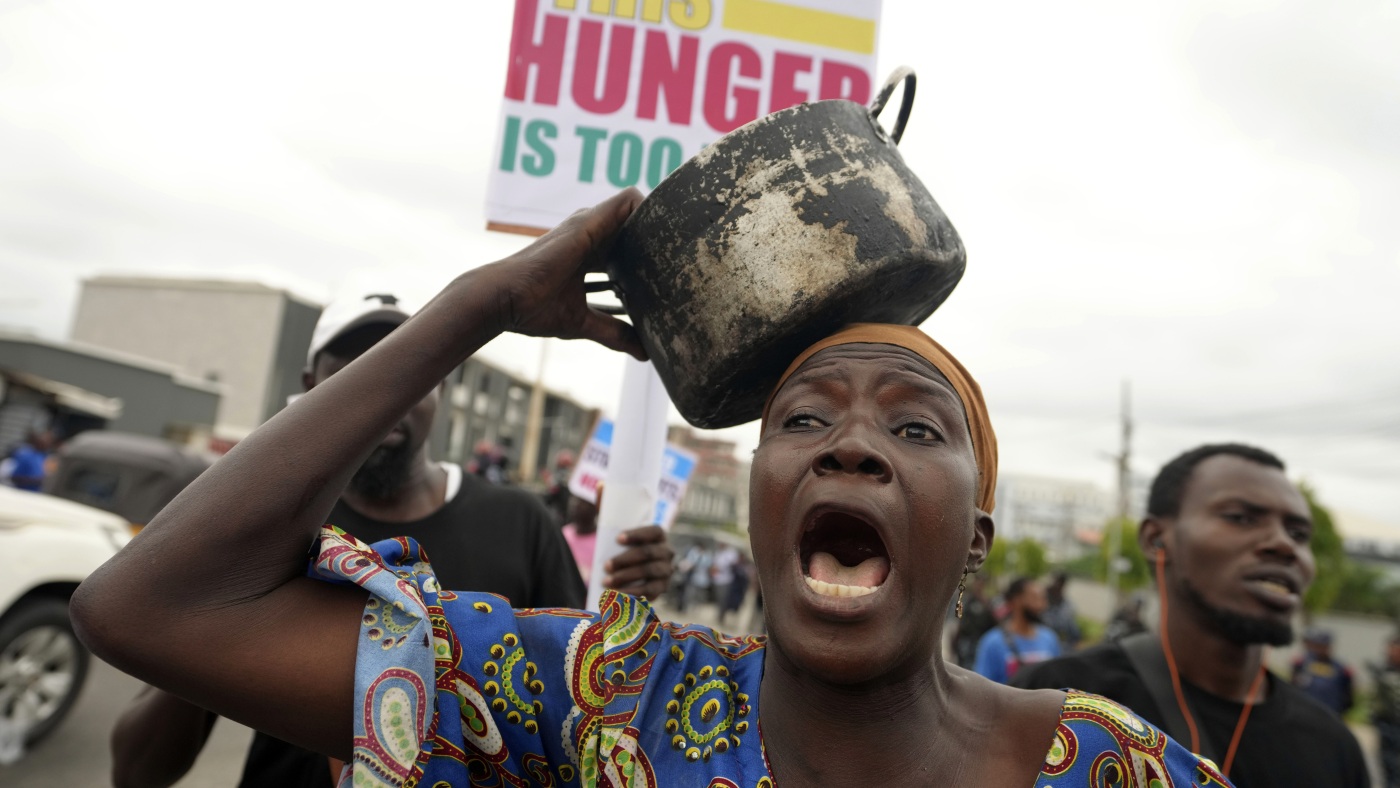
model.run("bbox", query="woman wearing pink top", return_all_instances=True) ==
[561,494,599,583]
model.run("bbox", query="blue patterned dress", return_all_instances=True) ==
[310,527,1232,788]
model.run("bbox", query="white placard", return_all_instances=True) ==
[568,418,697,529]
[487,0,884,234]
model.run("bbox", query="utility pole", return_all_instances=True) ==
[1106,379,1132,603]
[518,339,550,486]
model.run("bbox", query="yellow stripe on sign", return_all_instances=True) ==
[722,0,876,55]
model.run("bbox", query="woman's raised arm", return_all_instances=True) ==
[70,190,645,759]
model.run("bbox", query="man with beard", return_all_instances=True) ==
[973,576,1060,683]
[110,294,673,788]
[1014,444,1367,787]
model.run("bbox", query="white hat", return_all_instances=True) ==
[307,293,412,369]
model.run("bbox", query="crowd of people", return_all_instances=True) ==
[0,179,1376,787]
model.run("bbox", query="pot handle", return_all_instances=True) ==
[870,67,916,145]
[584,278,627,315]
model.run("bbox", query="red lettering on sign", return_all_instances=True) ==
[703,42,761,133]
[572,20,637,115]
[818,59,871,104]
[769,51,812,113]
[636,29,699,125]
[505,0,570,106]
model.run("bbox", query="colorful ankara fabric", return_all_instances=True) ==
[309,527,1231,788]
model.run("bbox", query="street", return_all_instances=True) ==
[1,659,253,788]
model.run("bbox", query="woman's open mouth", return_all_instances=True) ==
[799,510,891,598]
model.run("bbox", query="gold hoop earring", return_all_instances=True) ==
[956,570,969,619]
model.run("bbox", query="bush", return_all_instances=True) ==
[1097,517,1151,592]
[983,537,1049,579]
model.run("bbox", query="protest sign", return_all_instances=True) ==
[487,0,884,234]
[568,416,698,529]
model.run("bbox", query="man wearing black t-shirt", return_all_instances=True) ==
[1014,443,1367,787]
[110,295,674,788]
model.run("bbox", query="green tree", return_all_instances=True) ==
[1332,561,1388,615]
[1097,517,1151,592]
[1299,482,1346,616]
[982,537,1049,579]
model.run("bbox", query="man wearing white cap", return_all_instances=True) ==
[109,293,675,788]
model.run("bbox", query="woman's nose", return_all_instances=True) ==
[813,430,893,483]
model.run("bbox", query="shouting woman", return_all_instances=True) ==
[72,190,1229,787]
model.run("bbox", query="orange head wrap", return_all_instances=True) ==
[761,324,998,513]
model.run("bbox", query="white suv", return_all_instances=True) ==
[0,486,130,760]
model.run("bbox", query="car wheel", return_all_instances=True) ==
[0,598,90,748]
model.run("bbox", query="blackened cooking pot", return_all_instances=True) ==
[605,68,966,429]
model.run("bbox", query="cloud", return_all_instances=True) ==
[0,0,1395,524]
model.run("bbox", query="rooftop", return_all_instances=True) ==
[82,275,322,309]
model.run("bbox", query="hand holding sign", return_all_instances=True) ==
[605,525,675,599]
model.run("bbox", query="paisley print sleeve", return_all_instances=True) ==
[1036,691,1234,787]
[310,526,773,788]
[309,525,601,788]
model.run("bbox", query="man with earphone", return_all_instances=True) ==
[1014,443,1368,787]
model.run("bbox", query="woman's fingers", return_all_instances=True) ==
[581,188,643,273]
[580,307,647,360]
[557,188,642,258]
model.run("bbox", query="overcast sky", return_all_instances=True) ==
[1,0,1396,526]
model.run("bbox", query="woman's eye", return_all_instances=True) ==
[895,422,939,441]
[783,413,824,430]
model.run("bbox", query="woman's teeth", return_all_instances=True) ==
[804,576,879,597]
[804,551,889,597]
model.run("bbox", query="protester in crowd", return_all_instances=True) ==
[951,571,997,668]
[682,541,714,611]
[466,438,496,477]
[710,542,741,615]
[541,449,575,522]
[1290,627,1354,716]
[973,576,1060,683]
[717,550,751,627]
[3,428,56,491]
[74,190,1224,787]
[561,493,598,584]
[1372,634,1400,788]
[108,291,673,788]
[1042,571,1082,651]
[1103,592,1149,643]
[488,451,510,484]
[1015,443,1368,786]
[466,438,509,484]
[669,541,705,611]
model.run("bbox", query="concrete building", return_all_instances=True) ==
[667,426,743,528]
[71,276,320,439]
[993,473,1115,561]
[437,357,597,484]
[0,332,220,450]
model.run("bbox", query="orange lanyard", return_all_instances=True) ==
[1156,550,1267,777]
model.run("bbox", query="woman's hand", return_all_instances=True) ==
[482,188,647,359]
